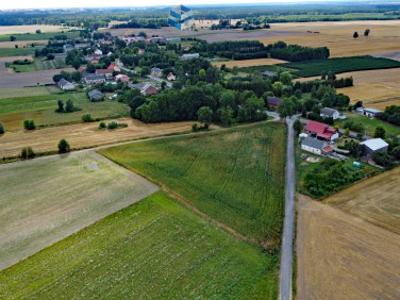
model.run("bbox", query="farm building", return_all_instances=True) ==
[305,120,339,141]
[181,53,200,61]
[320,107,340,120]
[360,138,389,157]
[57,78,76,91]
[168,5,194,30]
[88,89,104,102]
[267,96,282,110]
[301,136,333,156]
[82,73,106,85]
[356,107,382,118]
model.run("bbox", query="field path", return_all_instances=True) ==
[0,150,158,271]
[279,116,296,300]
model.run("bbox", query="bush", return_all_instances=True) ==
[23,120,36,130]
[58,139,70,154]
[192,123,199,132]
[82,114,94,122]
[372,152,393,169]
[21,147,35,160]
[107,121,118,130]
[99,122,106,129]
[0,122,4,135]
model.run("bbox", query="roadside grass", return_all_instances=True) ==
[0,151,158,271]
[284,56,400,77]
[0,47,40,57]
[100,122,286,244]
[0,31,80,42]
[0,92,129,131]
[336,113,400,138]
[0,191,278,299]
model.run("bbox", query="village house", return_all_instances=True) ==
[360,138,389,157]
[167,72,176,81]
[266,96,282,111]
[301,136,333,156]
[305,120,339,141]
[87,89,104,102]
[96,69,114,80]
[262,70,277,78]
[57,78,76,91]
[151,67,163,78]
[107,63,121,73]
[129,82,159,96]
[94,49,103,56]
[320,107,341,120]
[82,73,106,85]
[356,107,382,118]
[115,74,130,83]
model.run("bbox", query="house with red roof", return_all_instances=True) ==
[305,120,339,141]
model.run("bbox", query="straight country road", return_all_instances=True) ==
[279,116,296,300]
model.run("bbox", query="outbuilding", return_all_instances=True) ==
[320,107,340,120]
[57,78,76,91]
[88,89,104,102]
[301,136,333,156]
[360,138,389,157]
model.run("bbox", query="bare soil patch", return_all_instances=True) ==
[297,195,400,300]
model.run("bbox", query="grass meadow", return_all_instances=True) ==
[7,57,66,72]
[100,122,286,244]
[0,47,39,57]
[0,191,278,299]
[0,31,80,42]
[0,92,129,131]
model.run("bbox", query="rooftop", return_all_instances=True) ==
[361,138,389,151]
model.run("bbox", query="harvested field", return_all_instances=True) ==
[297,195,400,300]
[213,58,287,68]
[0,25,71,35]
[0,192,276,299]
[100,122,286,243]
[0,40,47,48]
[0,118,193,158]
[0,67,73,88]
[259,20,400,57]
[325,167,400,235]
[0,151,158,270]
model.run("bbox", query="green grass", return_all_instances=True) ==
[0,86,59,99]
[0,92,129,131]
[283,56,400,77]
[0,31,80,42]
[0,151,158,271]
[100,122,286,243]
[336,113,400,138]
[7,57,66,72]
[0,191,278,299]
[0,47,39,57]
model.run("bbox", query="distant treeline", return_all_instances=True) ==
[111,19,168,29]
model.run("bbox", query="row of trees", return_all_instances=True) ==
[377,105,400,126]
[267,41,330,62]
[20,139,70,160]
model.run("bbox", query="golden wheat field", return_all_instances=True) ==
[212,58,287,68]
[260,20,400,57]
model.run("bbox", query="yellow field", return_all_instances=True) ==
[212,58,287,68]
[260,20,400,57]
[0,118,193,158]
[297,195,400,300]
[0,25,71,34]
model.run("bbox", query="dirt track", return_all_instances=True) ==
[297,195,400,300]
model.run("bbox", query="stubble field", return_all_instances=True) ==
[0,151,158,270]
[212,58,287,68]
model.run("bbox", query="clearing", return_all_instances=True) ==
[0,92,129,131]
[212,58,287,68]
[325,167,400,235]
[0,191,277,299]
[100,122,286,244]
[0,118,193,158]
[297,195,400,300]
[0,150,158,270]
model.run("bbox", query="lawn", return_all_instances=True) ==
[0,31,80,42]
[0,151,158,270]
[0,92,129,131]
[336,113,400,138]
[100,122,286,244]
[0,191,277,299]
[284,56,400,77]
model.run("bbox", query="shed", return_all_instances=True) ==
[320,107,340,120]
[88,89,104,102]
[360,138,388,156]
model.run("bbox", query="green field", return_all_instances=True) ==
[284,56,400,77]
[0,86,59,99]
[336,113,400,138]
[0,191,277,299]
[0,31,80,42]
[100,122,286,244]
[0,151,158,271]
[0,47,39,57]
[0,92,129,131]
[6,57,66,72]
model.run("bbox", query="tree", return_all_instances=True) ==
[99,122,106,129]
[47,54,55,60]
[9,35,16,42]
[353,31,359,39]
[55,100,65,113]
[372,152,393,169]
[197,106,213,128]
[23,120,36,130]
[198,69,206,81]
[138,31,147,38]
[81,114,93,122]
[293,119,303,134]
[279,71,292,85]
[86,63,96,73]
[364,29,370,37]
[35,29,41,34]
[218,106,234,127]
[65,99,79,113]
[374,126,386,139]
[21,147,35,160]
[272,81,283,97]
[391,146,400,160]
[0,122,4,135]
[58,139,70,153]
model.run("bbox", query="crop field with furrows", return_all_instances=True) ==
[0,118,194,158]
[100,122,286,245]
[0,92,129,131]
[0,151,159,271]
[297,195,400,300]
[0,191,278,299]
[325,167,400,235]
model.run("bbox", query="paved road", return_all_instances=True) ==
[279,116,296,300]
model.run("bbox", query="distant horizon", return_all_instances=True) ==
[0,0,392,11]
